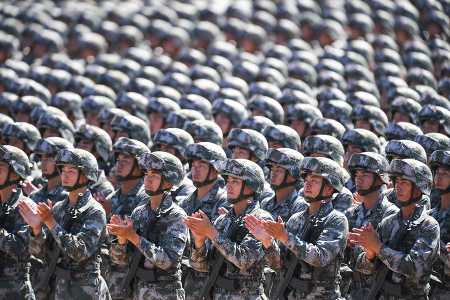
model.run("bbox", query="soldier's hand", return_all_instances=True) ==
[37,200,56,230]
[352,192,361,205]
[244,215,273,249]
[18,199,42,235]
[94,192,112,215]
[108,215,128,244]
[218,207,229,215]
[349,224,381,257]
[184,210,218,241]
[22,180,40,196]
[107,216,138,245]
[447,242,450,253]
[263,216,288,244]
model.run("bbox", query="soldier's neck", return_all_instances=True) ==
[197,181,215,200]
[150,193,164,211]
[308,200,322,215]
[68,187,87,205]
[400,204,417,220]
[361,190,381,210]
[47,176,60,191]
[233,198,250,216]
[0,186,14,203]
[120,178,140,194]
[441,193,450,210]
[275,186,296,203]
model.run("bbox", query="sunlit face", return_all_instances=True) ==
[421,120,440,134]
[289,119,308,138]
[214,113,231,136]
[270,165,294,187]
[40,154,57,177]
[115,153,136,178]
[232,146,251,160]
[77,139,95,153]
[0,161,10,186]
[144,169,165,193]
[191,160,215,183]
[303,174,325,198]
[434,166,450,191]
[394,177,414,202]
[354,170,376,192]
[149,112,165,135]
[226,176,248,200]
[60,164,82,187]
[344,145,363,169]
[85,112,99,127]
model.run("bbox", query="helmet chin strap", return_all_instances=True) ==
[357,176,382,196]
[117,160,142,182]
[0,167,21,190]
[192,166,216,188]
[228,183,253,204]
[63,170,88,192]
[304,181,331,203]
[271,170,297,191]
[146,177,170,196]
[397,186,422,207]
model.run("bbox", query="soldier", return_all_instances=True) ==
[185,158,278,299]
[350,159,440,300]
[36,111,75,144]
[0,145,36,300]
[342,128,381,170]
[248,156,349,299]
[263,125,302,152]
[344,152,399,299]
[418,105,450,136]
[107,151,188,300]
[428,150,450,299]
[152,128,195,203]
[212,98,248,138]
[110,114,150,146]
[415,133,450,161]
[146,97,180,136]
[2,122,41,155]
[262,148,305,221]
[75,124,113,173]
[184,120,223,146]
[351,105,388,138]
[19,148,110,300]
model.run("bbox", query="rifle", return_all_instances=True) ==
[270,213,314,300]
[121,209,158,296]
[367,222,410,300]
[200,216,243,300]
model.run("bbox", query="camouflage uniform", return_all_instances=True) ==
[110,151,188,300]
[355,159,439,300]
[267,157,349,300]
[29,148,110,300]
[107,138,150,299]
[344,153,399,299]
[189,159,278,299]
[0,145,36,300]
[429,151,450,299]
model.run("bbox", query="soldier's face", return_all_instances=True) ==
[113,130,129,142]
[60,164,81,187]
[157,144,178,156]
[289,120,307,138]
[355,120,372,131]
[270,165,288,186]
[392,112,411,124]
[5,137,25,151]
[41,154,57,176]
[149,113,165,135]
[268,141,284,149]
[434,167,450,190]
[15,112,31,123]
[191,160,215,183]
[232,147,251,160]
[227,176,251,200]
[395,178,414,202]
[344,145,363,169]
[115,154,135,177]
[354,170,376,191]
[77,139,94,153]
[304,174,330,198]
[214,113,231,136]
[421,120,440,134]
[42,128,61,138]
[85,112,100,127]
[144,170,169,192]
[0,162,9,186]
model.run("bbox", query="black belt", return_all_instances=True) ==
[135,267,178,283]
[288,278,312,292]
[215,276,241,291]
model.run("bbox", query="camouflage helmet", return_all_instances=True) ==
[2,122,41,151]
[266,148,304,178]
[37,111,75,143]
[310,118,346,140]
[110,114,150,145]
[11,95,46,115]
[166,109,205,129]
[212,98,248,127]
[239,116,275,133]
[185,142,227,166]
[385,140,427,164]
[300,156,350,192]
[152,128,194,159]
[184,120,223,145]
[286,103,322,124]
[342,128,381,153]
[147,97,180,115]
[384,122,423,141]
[415,133,450,158]
[320,100,353,129]
[303,135,345,166]
[34,137,73,156]
[418,104,450,135]
[263,124,301,151]
[390,97,422,124]
[429,150,450,171]
[0,113,13,131]
[227,128,269,162]
[138,151,184,186]
[116,92,148,120]
[214,158,265,194]
[51,91,83,120]
[352,105,388,135]
[75,124,113,162]
[98,107,130,126]
[55,148,99,183]
[248,95,284,124]
[0,145,32,179]
[179,94,212,120]
[81,95,115,114]
[348,152,390,184]
[389,158,432,195]
[113,137,150,160]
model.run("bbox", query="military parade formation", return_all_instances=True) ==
[0,0,449,299]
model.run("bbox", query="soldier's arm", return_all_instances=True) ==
[138,212,189,270]
[284,213,349,267]
[49,208,107,262]
[0,218,32,260]
[377,219,440,280]
[263,240,281,270]
[211,213,275,271]
[189,241,210,273]
[110,239,130,266]
[29,227,48,259]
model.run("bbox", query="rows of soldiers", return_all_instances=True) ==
[0,0,450,300]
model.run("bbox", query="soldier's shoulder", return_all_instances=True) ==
[169,202,187,219]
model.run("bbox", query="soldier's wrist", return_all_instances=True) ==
[31,226,42,237]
